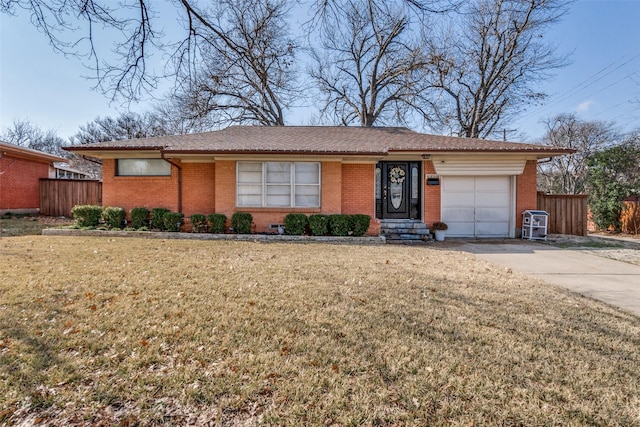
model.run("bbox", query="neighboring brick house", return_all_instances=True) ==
[0,141,67,215]
[66,126,573,238]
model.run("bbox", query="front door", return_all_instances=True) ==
[376,162,421,219]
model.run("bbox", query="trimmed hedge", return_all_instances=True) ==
[208,213,227,234]
[329,214,350,236]
[151,208,170,231]
[284,213,308,235]
[308,214,329,236]
[71,205,102,228]
[231,212,253,234]
[130,207,150,229]
[102,206,126,229]
[350,214,371,237]
[164,212,184,232]
[190,213,207,233]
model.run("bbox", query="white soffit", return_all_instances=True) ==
[432,158,526,176]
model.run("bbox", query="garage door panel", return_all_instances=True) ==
[475,207,510,222]
[442,176,475,191]
[441,192,475,207]
[442,207,475,222]
[447,222,476,237]
[475,192,510,208]
[475,176,510,191]
[476,222,510,237]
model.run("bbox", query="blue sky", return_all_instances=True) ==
[1,0,639,143]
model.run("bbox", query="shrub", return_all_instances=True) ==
[231,212,253,234]
[190,214,207,233]
[71,205,102,228]
[284,213,308,235]
[102,206,126,229]
[350,214,371,237]
[164,212,184,232]
[151,208,170,231]
[130,207,150,229]
[329,214,350,236]
[308,214,329,236]
[432,221,448,231]
[208,213,227,234]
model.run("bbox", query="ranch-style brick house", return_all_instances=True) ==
[0,140,68,215]
[66,126,573,239]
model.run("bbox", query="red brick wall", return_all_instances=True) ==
[516,160,538,228]
[102,159,180,213]
[423,161,441,228]
[0,155,50,211]
[341,163,378,235]
[182,162,216,217]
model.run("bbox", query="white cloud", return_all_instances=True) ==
[576,100,596,113]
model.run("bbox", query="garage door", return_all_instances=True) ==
[441,176,513,238]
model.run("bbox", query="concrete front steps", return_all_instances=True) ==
[380,219,431,242]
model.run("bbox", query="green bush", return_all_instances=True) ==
[231,212,253,234]
[308,214,329,236]
[208,213,227,234]
[71,205,102,228]
[190,213,207,233]
[130,207,150,229]
[164,212,184,232]
[350,214,371,237]
[151,208,170,231]
[101,206,126,229]
[284,213,308,235]
[329,214,350,236]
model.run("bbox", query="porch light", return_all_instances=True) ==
[421,154,431,160]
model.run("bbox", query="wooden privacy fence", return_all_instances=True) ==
[621,199,640,234]
[40,179,102,217]
[537,192,588,236]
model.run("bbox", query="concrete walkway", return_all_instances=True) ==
[456,241,640,317]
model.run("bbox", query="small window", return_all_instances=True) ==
[116,159,171,176]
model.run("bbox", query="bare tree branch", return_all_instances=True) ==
[309,0,431,127]
[425,0,571,139]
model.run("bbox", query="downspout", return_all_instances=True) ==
[161,150,183,213]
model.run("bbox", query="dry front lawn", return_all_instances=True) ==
[1,236,639,426]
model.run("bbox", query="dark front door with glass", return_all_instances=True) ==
[375,162,421,219]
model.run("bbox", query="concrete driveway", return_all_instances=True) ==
[454,239,640,317]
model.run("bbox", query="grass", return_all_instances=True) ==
[1,236,639,426]
[0,215,73,237]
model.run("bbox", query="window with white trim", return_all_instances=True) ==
[237,162,320,207]
[116,159,171,176]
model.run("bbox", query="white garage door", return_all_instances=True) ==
[441,176,513,238]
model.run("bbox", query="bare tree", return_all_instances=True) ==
[171,0,297,126]
[2,119,66,157]
[309,0,431,127]
[70,112,175,145]
[538,113,618,194]
[425,0,570,139]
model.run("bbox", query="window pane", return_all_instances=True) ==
[294,185,320,207]
[117,159,171,176]
[375,167,381,199]
[238,194,262,206]
[267,184,291,206]
[295,163,320,184]
[238,162,262,183]
[295,194,320,207]
[266,162,291,184]
[411,166,418,199]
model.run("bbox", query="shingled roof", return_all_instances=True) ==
[66,126,574,156]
